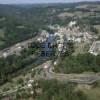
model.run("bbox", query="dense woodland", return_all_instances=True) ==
[35,80,87,100]
[0,46,38,85]
[55,53,100,73]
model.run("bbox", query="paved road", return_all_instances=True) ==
[41,61,100,84]
[0,36,38,58]
[1,60,100,97]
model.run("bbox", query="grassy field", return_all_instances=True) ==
[0,29,4,37]
[0,29,4,45]
[76,4,89,9]
[73,42,89,56]
[94,25,100,35]
[58,12,74,19]
[76,81,100,100]
[76,4,100,10]
[74,11,100,18]
[83,88,100,100]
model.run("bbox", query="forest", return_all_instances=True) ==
[0,46,38,85]
[55,53,100,74]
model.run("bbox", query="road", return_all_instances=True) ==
[1,60,100,97]
[0,36,38,58]
[43,61,100,84]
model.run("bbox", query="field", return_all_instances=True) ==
[94,25,100,35]
[58,12,74,19]
[76,81,100,100]
[73,42,89,56]
[0,29,4,46]
[76,4,100,10]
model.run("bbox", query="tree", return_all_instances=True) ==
[17,78,24,84]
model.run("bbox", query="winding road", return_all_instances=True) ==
[1,60,100,98]
[42,61,100,84]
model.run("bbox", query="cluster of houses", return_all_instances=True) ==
[53,23,97,43]
[89,41,100,56]
[37,21,100,56]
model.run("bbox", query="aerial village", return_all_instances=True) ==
[0,21,100,58]
[37,21,100,56]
